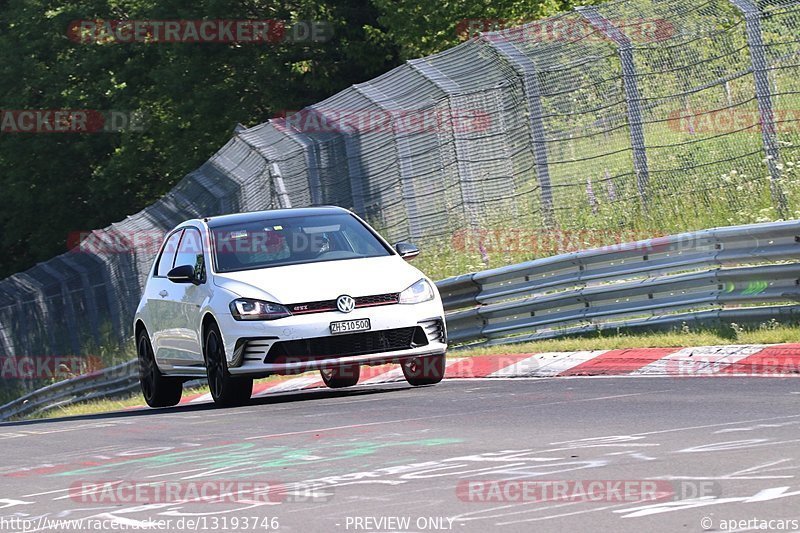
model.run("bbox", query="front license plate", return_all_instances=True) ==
[330,318,371,334]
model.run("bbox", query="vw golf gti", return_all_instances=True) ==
[133,206,448,407]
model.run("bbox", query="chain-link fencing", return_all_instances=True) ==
[1,0,800,369]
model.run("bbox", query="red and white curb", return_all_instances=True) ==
[174,344,800,406]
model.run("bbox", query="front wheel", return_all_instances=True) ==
[320,365,360,388]
[137,329,183,408]
[205,323,253,407]
[402,354,446,386]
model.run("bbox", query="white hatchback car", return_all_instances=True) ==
[133,206,447,407]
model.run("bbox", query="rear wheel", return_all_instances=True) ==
[402,354,446,386]
[137,329,183,408]
[320,365,360,388]
[205,322,253,407]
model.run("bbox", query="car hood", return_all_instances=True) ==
[212,256,424,303]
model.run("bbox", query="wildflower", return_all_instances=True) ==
[478,240,489,265]
[586,177,598,214]
[606,170,617,202]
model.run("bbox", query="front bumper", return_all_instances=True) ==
[215,299,447,376]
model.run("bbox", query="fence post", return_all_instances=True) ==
[270,163,292,208]
[252,125,324,206]
[13,274,54,354]
[729,0,788,218]
[407,59,481,230]
[305,108,366,216]
[577,6,650,208]
[58,257,102,352]
[38,264,81,355]
[353,82,424,240]
[481,37,554,227]
[0,287,17,357]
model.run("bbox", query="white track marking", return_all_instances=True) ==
[631,345,766,375]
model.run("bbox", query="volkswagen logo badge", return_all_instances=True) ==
[336,295,355,313]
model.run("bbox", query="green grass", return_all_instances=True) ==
[456,324,800,356]
[406,63,800,282]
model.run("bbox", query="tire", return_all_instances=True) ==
[320,365,360,388]
[205,322,253,407]
[137,329,183,408]
[402,354,446,386]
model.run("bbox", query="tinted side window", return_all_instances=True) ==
[156,230,183,277]
[174,228,205,282]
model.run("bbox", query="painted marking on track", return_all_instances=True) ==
[719,343,800,375]
[252,376,321,396]
[528,351,610,377]
[560,348,677,376]
[361,367,405,384]
[498,501,646,526]
[445,354,532,378]
[631,345,766,375]
[244,415,454,440]
[486,352,590,378]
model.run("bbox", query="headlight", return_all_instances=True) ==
[229,298,291,320]
[399,279,434,304]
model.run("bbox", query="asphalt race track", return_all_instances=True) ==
[2,377,800,533]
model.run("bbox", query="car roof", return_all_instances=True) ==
[199,206,352,229]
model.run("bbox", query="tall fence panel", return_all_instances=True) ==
[1,0,800,367]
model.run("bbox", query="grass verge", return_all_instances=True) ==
[456,325,800,356]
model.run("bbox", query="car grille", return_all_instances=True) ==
[287,293,399,315]
[265,326,427,364]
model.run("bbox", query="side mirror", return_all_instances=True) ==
[394,242,420,261]
[167,264,197,284]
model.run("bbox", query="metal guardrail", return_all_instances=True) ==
[0,361,138,422]
[2,219,799,421]
[440,220,800,345]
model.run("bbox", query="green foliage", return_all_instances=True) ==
[0,0,402,277]
[370,0,599,59]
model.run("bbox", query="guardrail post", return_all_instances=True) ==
[729,0,788,218]
[577,7,650,207]
[481,37,554,227]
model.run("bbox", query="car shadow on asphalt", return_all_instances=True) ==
[0,384,416,427]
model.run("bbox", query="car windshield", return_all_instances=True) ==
[211,213,392,273]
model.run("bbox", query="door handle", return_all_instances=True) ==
[159,290,168,298]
